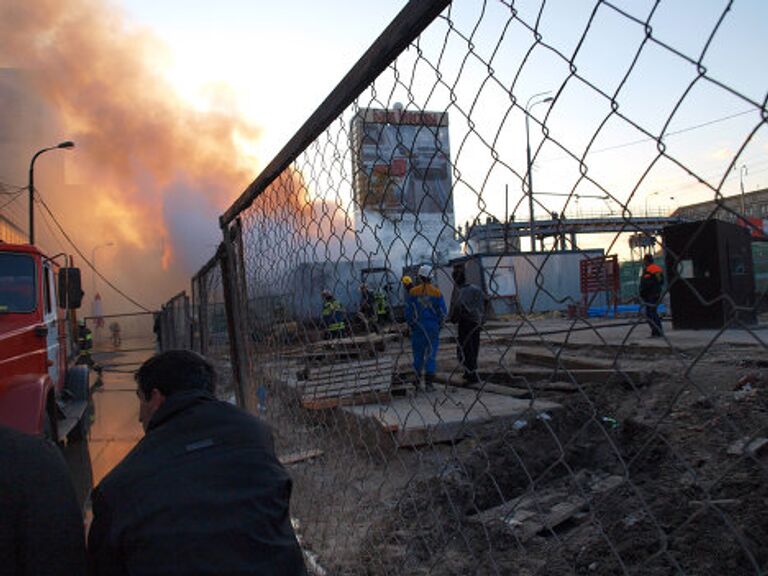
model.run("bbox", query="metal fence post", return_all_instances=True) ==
[220,219,251,408]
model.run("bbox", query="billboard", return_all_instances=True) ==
[737,216,768,239]
[350,108,453,218]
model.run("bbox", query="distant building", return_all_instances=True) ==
[674,188,768,298]
[349,106,459,270]
[673,187,768,238]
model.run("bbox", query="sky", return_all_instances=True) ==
[116,0,409,166]
[0,0,766,314]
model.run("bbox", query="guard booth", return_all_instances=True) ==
[663,220,756,329]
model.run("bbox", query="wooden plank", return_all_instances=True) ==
[302,390,392,410]
[306,367,393,383]
[303,375,392,391]
[520,497,586,541]
[473,367,652,387]
[434,371,578,394]
[467,383,529,398]
[506,380,579,393]
[515,350,611,370]
[302,371,393,390]
[304,360,392,380]
[278,449,324,466]
[303,383,392,399]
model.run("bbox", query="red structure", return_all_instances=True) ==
[579,255,620,315]
[0,242,90,441]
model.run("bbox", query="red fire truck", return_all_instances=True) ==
[0,242,90,442]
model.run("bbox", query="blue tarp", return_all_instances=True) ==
[588,303,666,318]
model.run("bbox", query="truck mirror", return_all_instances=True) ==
[58,268,84,309]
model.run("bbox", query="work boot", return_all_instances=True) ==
[413,374,424,394]
[425,373,436,392]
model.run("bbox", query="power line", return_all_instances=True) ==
[34,192,153,313]
[37,199,69,255]
[0,190,24,211]
[589,108,758,155]
[0,181,26,194]
[543,108,759,162]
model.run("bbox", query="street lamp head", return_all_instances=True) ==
[57,141,75,149]
[542,97,554,104]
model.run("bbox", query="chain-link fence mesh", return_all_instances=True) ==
[188,249,236,401]
[198,1,767,573]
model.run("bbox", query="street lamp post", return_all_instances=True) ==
[645,191,660,216]
[525,92,554,252]
[739,164,748,214]
[28,141,75,245]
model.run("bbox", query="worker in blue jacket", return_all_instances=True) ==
[405,265,446,392]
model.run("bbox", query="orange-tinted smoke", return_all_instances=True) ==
[262,168,351,244]
[0,0,261,307]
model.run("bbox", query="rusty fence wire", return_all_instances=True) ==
[189,1,767,574]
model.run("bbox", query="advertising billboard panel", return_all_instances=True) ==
[350,108,453,218]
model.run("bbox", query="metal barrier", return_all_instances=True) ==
[189,1,767,573]
[189,247,237,402]
[158,291,191,351]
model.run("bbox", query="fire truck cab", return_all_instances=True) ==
[0,242,90,442]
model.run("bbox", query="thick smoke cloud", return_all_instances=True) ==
[0,0,261,309]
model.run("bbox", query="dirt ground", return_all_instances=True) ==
[255,320,768,575]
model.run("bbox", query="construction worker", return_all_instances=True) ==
[77,319,93,365]
[401,275,413,304]
[639,253,664,337]
[405,265,446,392]
[449,265,486,383]
[321,289,346,339]
[109,321,122,348]
[374,287,389,324]
[358,283,378,333]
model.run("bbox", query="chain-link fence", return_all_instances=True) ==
[197,1,766,573]
[189,247,237,402]
[157,291,191,351]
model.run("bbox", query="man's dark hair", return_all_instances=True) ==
[135,350,216,400]
[643,253,654,264]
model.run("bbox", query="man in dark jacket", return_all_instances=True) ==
[0,425,86,576]
[448,266,486,383]
[639,253,664,337]
[87,350,306,575]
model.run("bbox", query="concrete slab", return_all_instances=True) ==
[342,387,560,447]
[483,318,768,353]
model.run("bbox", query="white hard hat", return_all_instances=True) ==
[418,264,432,278]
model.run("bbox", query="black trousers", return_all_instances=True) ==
[457,319,481,377]
[644,302,663,336]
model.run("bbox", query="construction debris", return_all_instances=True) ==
[468,472,624,541]
[727,436,768,457]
